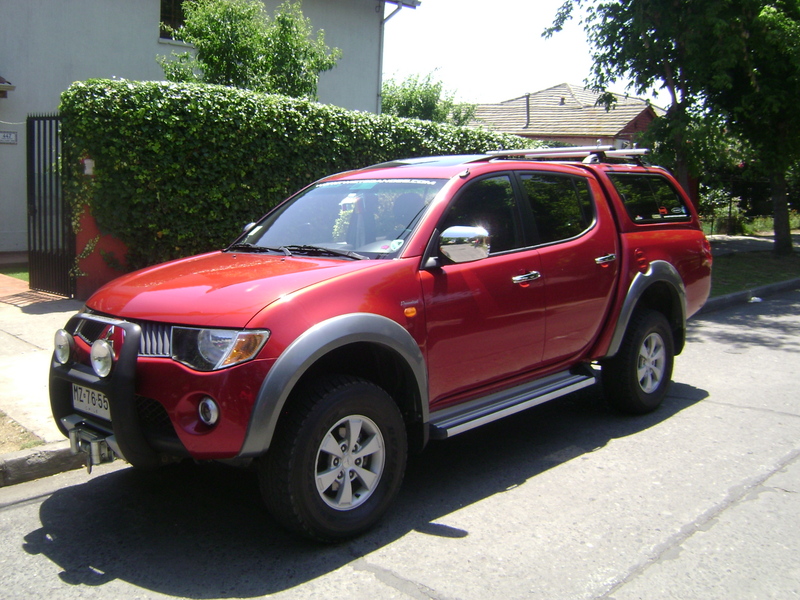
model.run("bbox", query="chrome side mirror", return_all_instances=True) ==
[439,226,490,263]
[242,222,256,234]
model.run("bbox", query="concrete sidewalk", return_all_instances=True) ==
[1,235,799,486]
[0,274,85,485]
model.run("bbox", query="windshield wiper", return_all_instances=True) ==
[282,245,368,260]
[226,243,292,256]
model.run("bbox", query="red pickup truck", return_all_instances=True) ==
[50,146,712,540]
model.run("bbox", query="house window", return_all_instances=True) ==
[160,0,186,39]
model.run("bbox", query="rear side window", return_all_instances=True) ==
[519,173,595,244]
[607,173,691,223]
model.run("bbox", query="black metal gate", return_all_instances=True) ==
[27,114,75,297]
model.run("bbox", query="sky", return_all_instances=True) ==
[381,0,664,107]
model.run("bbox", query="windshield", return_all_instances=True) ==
[235,178,446,259]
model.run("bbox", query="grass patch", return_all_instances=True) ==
[710,251,800,297]
[0,410,44,454]
[0,265,29,282]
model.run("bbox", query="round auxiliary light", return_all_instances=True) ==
[54,329,74,365]
[90,339,114,378]
[198,397,220,426]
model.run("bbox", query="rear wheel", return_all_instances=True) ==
[603,309,674,414]
[258,375,407,541]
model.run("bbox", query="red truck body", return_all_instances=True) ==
[50,148,712,540]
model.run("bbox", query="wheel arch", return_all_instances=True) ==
[238,313,428,458]
[605,260,687,359]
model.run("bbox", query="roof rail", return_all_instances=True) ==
[486,146,650,163]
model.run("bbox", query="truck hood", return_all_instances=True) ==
[87,251,380,328]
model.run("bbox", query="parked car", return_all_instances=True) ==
[50,146,712,541]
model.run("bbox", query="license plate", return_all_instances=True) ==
[72,384,111,421]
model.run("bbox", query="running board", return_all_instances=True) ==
[428,368,597,439]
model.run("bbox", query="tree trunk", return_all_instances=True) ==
[771,172,794,255]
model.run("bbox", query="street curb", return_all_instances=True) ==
[1,277,798,488]
[697,278,800,315]
[0,440,85,487]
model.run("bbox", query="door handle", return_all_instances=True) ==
[512,271,541,285]
[594,253,617,265]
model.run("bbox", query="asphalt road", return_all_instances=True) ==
[0,289,798,600]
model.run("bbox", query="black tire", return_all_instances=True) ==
[602,308,674,415]
[258,375,407,542]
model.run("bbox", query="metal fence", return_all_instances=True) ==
[27,114,74,297]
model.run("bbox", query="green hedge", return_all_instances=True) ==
[60,79,526,270]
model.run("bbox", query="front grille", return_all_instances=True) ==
[74,313,172,357]
[139,322,171,357]
[75,318,106,345]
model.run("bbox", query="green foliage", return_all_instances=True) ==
[59,79,523,270]
[158,0,340,99]
[264,1,341,99]
[382,73,476,127]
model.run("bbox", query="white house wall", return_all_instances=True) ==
[303,0,384,113]
[0,0,386,255]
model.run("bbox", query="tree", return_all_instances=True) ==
[381,73,475,126]
[696,2,800,254]
[158,0,340,99]
[545,0,798,254]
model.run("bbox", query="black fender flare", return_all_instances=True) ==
[238,312,428,458]
[604,260,687,358]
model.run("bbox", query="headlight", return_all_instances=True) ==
[171,327,270,371]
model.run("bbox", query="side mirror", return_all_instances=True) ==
[439,226,490,263]
[242,222,256,234]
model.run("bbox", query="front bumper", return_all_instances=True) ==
[50,314,165,470]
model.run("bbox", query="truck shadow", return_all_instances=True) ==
[22,382,707,597]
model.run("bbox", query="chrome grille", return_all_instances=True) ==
[74,313,171,357]
[139,322,171,357]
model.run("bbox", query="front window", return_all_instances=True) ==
[236,178,445,259]
[440,175,523,254]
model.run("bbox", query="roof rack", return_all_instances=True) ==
[486,146,650,164]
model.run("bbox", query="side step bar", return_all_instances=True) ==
[429,367,597,439]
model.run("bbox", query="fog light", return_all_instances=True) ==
[198,397,220,426]
[90,339,114,378]
[54,329,74,365]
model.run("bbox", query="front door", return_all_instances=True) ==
[421,174,546,409]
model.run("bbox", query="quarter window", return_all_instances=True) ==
[608,173,691,223]
[519,173,594,244]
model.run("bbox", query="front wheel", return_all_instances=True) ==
[258,376,407,542]
[602,309,674,414]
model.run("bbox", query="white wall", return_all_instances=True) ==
[0,0,384,254]
[304,0,384,113]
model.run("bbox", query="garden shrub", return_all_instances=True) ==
[60,79,526,270]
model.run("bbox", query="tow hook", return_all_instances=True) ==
[61,415,120,473]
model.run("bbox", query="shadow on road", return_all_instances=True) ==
[21,381,707,597]
[689,291,800,353]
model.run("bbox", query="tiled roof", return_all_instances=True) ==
[471,83,664,139]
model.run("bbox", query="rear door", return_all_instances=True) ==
[516,170,620,364]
